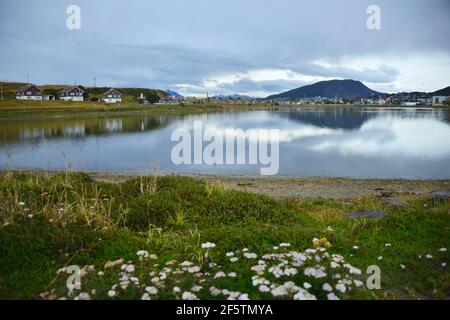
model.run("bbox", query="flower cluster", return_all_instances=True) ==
[43,239,381,300]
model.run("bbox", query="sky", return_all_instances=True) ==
[1,0,449,97]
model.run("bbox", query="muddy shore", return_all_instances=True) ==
[5,170,448,200]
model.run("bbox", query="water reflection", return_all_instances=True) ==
[0,116,174,146]
[1,108,449,179]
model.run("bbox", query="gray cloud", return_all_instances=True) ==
[1,0,449,96]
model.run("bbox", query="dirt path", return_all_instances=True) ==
[88,173,450,200]
[4,170,449,200]
[203,176,450,199]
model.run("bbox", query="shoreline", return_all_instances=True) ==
[3,169,450,200]
[1,101,449,121]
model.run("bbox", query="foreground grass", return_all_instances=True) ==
[0,172,448,300]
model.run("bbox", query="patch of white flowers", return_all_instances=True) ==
[44,238,417,301]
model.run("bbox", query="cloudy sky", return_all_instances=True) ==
[1,0,449,97]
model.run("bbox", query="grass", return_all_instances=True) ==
[0,172,448,300]
[0,99,275,119]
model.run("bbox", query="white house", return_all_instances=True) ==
[16,84,43,100]
[59,86,85,101]
[101,88,122,103]
[432,96,448,106]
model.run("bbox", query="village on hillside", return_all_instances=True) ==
[3,82,450,107]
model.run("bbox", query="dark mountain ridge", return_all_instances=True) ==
[267,79,382,99]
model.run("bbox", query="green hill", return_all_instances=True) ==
[0,82,167,103]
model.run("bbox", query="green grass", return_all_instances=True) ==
[0,99,274,119]
[0,172,448,300]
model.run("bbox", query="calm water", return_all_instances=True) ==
[1,108,450,179]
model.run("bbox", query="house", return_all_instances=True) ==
[432,96,448,106]
[59,86,85,101]
[16,84,43,100]
[101,88,122,103]
[444,97,450,106]
[401,102,419,107]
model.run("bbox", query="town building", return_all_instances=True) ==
[59,86,85,101]
[15,84,43,100]
[101,88,122,103]
[432,96,448,106]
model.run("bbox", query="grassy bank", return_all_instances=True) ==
[0,172,448,300]
[0,99,276,119]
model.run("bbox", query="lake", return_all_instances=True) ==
[1,107,450,179]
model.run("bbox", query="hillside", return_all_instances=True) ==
[267,79,381,99]
[433,86,450,96]
[0,82,167,103]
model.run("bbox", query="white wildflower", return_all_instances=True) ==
[180,261,193,267]
[303,282,312,289]
[284,267,298,276]
[104,258,124,269]
[243,252,257,259]
[173,286,181,293]
[182,291,198,300]
[336,283,346,293]
[187,266,201,273]
[438,248,447,252]
[209,287,221,296]
[226,252,234,257]
[330,261,340,268]
[124,264,135,273]
[304,266,327,278]
[259,285,270,293]
[107,290,116,297]
[293,288,317,300]
[354,280,364,287]
[141,293,151,300]
[214,271,226,279]
[238,293,250,300]
[201,242,216,249]
[191,285,203,292]
[136,250,149,258]
[78,292,91,300]
[227,272,237,278]
[327,292,340,300]
[145,286,158,295]
[230,257,238,263]
[322,283,333,292]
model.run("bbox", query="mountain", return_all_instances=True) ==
[267,79,382,99]
[165,89,183,97]
[432,86,450,96]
